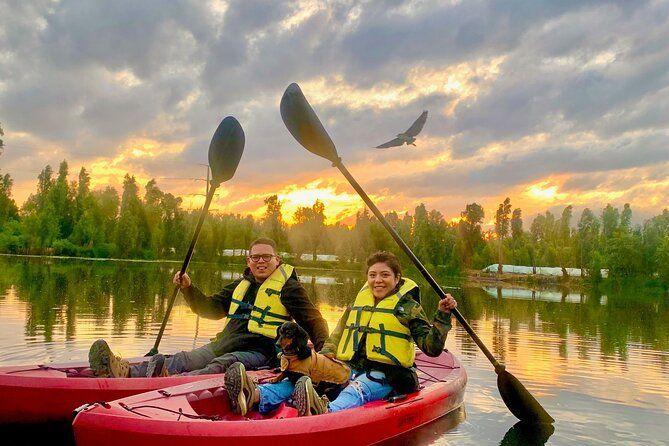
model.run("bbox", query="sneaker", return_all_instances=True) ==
[146,353,168,377]
[224,362,257,416]
[88,339,130,378]
[293,376,329,416]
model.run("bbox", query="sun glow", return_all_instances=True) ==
[276,180,362,224]
[524,181,567,202]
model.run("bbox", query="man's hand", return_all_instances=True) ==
[438,294,457,313]
[173,272,192,289]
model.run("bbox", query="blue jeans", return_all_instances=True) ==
[257,379,295,414]
[328,369,392,412]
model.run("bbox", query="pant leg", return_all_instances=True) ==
[328,369,393,413]
[181,350,271,376]
[129,343,217,378]
[257,379,295,414]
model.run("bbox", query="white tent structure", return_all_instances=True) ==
[482,264,608,278]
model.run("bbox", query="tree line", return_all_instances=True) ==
[1,156,668,283]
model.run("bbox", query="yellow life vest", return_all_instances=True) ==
[226,264,294,338]
[336,278,418,368]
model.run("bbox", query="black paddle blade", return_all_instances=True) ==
[498,369,555,423]
[208,116,245,187]
[280,83,339,163]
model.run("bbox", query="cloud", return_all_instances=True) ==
[1,0,668,225]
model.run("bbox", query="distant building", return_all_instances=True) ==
[483,264,608,278]
[221,249,248,256]
[299,254,340,262]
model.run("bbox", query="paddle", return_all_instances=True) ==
[147,116,245,356]
[279,83,554,423]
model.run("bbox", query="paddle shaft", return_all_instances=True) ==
[148,183,218,356]
[334,160,502,370]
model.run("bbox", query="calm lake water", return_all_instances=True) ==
[1,256,667,445]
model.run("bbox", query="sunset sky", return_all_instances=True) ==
[1,1,668,226]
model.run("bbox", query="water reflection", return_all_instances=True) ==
[499,421,555,446]
[1,256,668,445]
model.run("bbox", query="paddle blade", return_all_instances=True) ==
[497,369,554,423]
[208,116,245,187]
[280,83,339,163]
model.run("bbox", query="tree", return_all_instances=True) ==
[115,174,150,257]
[50,160,75,240]
[601,204,620,245]
[262,195,289,252]
[21,165,59,250]
[509,208,523,264]
[0,173,19,227]
[656,235,669,285]
[620,203,632,233]
[292,200,326,261]
[457,203,485,267]
[70,167,99,249]
[576,208,600,274]
[641,209,669,274]
[494,197,512,273]
[93,187,120,243]
[555,205,573,276]
[0,121,4,156]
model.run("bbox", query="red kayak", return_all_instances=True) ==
[72,350,466,446]
[0,357,213,424]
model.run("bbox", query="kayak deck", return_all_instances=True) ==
[73,350,466,446]
[0,357,214,424]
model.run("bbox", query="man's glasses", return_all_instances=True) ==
[248,254,276,263]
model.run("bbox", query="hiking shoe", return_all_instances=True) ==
[146,353,168,377]
[224,362,257,416]
[293,376,329,416]
[88,339,130,378]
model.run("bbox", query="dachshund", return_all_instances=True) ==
[270,321,350,396]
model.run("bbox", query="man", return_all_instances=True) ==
[89,237,329,378]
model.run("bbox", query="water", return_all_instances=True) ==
[1,256,667,445]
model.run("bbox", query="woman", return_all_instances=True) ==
[292,250,457,416]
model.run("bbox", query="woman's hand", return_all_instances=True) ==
[438,294,457,313]
[173,272,192,289]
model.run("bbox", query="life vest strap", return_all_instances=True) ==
[248,316,285,327]
[371,323,403,366]
[254,305,292,325]
[350,305,395,314]
[356,325,412,340]
[228,300,291,325]
[230,297,253,310]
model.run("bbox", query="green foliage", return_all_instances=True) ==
[0,173,19,227]
[1,159,669,282]
[0,220,25,253]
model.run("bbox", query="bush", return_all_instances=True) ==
[0,220,26,253]
[92,243,115,258]
[52,239,79,256]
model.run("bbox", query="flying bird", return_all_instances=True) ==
[375,111,428,149]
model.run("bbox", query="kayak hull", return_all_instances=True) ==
[0,358,210,424]
[73,351,466,446]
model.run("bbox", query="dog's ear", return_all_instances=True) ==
[294,324,311,360]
